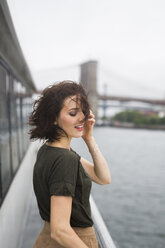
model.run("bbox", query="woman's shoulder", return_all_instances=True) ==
[70,148,81,161]
[38,143,80,161]
[35,144,81,167]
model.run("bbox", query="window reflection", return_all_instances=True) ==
[0,66,11,198]
[0,62,32,205]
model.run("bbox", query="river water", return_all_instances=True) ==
[71,127,165,248]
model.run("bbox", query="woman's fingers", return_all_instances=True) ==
[88,118,95,121]
[87,118,95,125]
[88,110,95,119]
[84,110,95,126]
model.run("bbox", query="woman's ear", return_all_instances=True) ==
[54,120,57,125]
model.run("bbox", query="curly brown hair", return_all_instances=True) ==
[29,81,90,142]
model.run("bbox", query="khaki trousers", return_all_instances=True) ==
[33,222,99,248]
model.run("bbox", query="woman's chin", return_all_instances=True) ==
[72,132,83,138]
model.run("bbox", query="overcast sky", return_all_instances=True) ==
[7,0,165,99]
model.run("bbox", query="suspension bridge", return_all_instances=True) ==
[34,60,165,120]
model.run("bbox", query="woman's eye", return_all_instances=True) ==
[69,112,77,116]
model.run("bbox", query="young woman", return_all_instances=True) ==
[29,81,111,248]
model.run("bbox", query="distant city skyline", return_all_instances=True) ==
[7,0,165,99]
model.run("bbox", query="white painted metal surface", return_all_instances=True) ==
[90,195,117,248]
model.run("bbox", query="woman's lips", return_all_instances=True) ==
[75,125,83,131]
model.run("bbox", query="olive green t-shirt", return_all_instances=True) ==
[33,143,93,227]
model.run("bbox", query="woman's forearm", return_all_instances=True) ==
[84,136,111,184]
[51,226,89,248]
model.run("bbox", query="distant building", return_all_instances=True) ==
[139,110,158,116]
[158,111,165,118]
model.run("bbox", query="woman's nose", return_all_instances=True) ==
[78,111,85,123]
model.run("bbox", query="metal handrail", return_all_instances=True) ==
[90,195,117,248]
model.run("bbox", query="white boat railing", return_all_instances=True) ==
[90,195,117,248]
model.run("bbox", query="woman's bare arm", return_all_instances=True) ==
[82,111,111,185]
[82,137,111,185]
[50,195,89,248]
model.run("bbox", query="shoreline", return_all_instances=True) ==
[95,121,165,131]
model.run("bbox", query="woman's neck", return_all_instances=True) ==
[46,137,71,150]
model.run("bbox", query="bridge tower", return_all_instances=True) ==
[80,60,98,118]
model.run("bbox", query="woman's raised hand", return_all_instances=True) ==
[82,110,95,142]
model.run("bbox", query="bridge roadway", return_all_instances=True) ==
[98,94,165,105]
[35,90,165,106]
